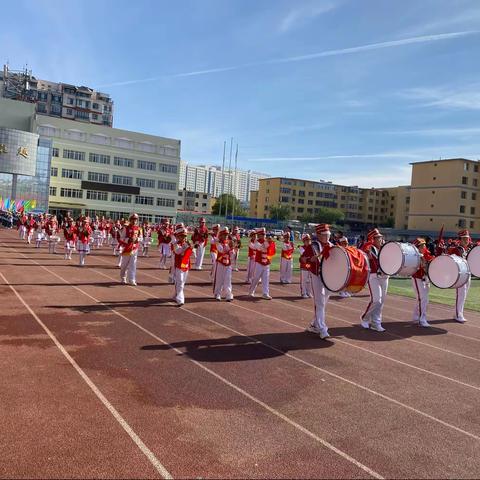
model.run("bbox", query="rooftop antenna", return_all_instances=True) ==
[218,141,226,221]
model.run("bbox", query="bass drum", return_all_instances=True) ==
[428,254,470,289]
[321,246,370,293]
[467,245,480,278]
[379,241,421,277]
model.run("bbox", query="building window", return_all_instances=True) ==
[461,191,467,199]
[474,179,478,187]
[159,163,178,174]
[86,190,108,201]
[62,168,83,180]
[137,160,156,171]
[112,175,133,186]
[88,171,109,183]
[474,164,479,173]
[136,178,156,188]
[63,149,85,161]
[49,186,57,196]
[158,180,176,191]
[462,176,468,185]
[459,219,466,228]
[471,207,476,215]
[464,162,470,171]
[460,205,466,213]
[114,156,134,168]
[52,147,59,157]
[135,195,154,205]
[157,197,175,207]
[92,103,99,109]
[37,103,47,113]
[92,114,98,120]
[89,153,110,164]
[50,167,58,177]
[60,188,83,198]
[473,193,477,201]
[470,221,475,228]
[111,193,132,203]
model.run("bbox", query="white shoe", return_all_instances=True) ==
[419,320,431,328]
[226,297,234,302]
[306,324,321,334]
[262,294,272,300]
[129,281,137,286]
[308,294,313,298]
[176,301,184,306]
[360,320,370,329]
[121,278,127,284]
[215,295,221,301]
[370,324,386,332]
[319,331,330,340]
[455,317,467,323]
[301,294,309,299]
[248,292,255,297]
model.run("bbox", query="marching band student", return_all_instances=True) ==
[411,238,435,328]
[209,224,220,280]
[231,226,241,272]
[119,213,141,286]
[141,221,153,257]
[168,223,183,284]
[214,226,234,301]
[248,228,276,300]
[34,216,46,248]
[173,225,193,306]
[77,217,92,266]
[280,231,295,284]
[110,220,121,256]
[298,233,313,298]
[448,229,473,323]
[157,219,172,270]
[191,217,209,270]
[245,230,257,284]
[45,215,59,254]
[338,236,352,298]
[63,219,76,260]
[26,214,35,244]
[303,224,333,339]
[18,212,27,240]
[361,228,388,332]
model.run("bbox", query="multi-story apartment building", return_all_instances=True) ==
[250,177,397,227]
[179,161,269,203]
[1,65,114,127]
[177,190,216,214]
[385,186,410,230]
[35,115,180,222]
[408,158,479,234]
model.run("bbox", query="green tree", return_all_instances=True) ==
[383,217,395,228]
[212,194,248,217]
[314,207,345,225]
[269,204,291,220]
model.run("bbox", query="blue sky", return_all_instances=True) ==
[3,0,480,187]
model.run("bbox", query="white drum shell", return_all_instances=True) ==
[379,242,421,277]
[467,245,480,278]
[428,254,470,289]
[321,247,351,292]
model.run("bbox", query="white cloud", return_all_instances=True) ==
[384,127,480,136]
[278,1,337,33]
[96,30,479,88]
[399,84,480,110]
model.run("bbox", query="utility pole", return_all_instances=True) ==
[224,137,233,223]
[218,141,226,219]
[232,143,238,221]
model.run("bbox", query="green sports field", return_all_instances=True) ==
[155,236,480,312]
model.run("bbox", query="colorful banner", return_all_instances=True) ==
[0,197,37,212]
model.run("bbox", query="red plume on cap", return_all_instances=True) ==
[458,229,470,238]
[367,228,383,242]
[413,238,426,247]
[315,223,330,234]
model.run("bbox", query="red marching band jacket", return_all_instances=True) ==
[413,250,435,279]
[216,241,232,267]
[157,226,172,244]
[192,226,209,245]
[254,239,276,266]
[174,242,193,271]
[447,244,471,259]
[78,225,92,244]
[63,225,77,242]
[121,225,141,255]
[361,243,380,274]
[281,241,295,260]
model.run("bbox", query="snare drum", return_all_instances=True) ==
[428,254,470,289]
[379,241,421,277]
[321,246,370,293]
[467,245,480,278]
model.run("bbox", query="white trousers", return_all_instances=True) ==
[280,258,293,283]
[19,226,26,239]
[245,257,255,283]
[214,263,233,299]
[64,241,74,259]
[175,269,189,304]
[231,250,239,271]
[249,263,270,296]
[120,252,138,283]
[210,252,217,279]
[455,277,471,321]
[362,273,389,328]
[310,273,331,335]
[412,277,429,323]
[300,269,312,296]
[194,243,206,270]
[159,244,171,268]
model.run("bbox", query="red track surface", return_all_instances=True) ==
[1,228,480,479]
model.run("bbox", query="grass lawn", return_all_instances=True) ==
[153,236,479,312]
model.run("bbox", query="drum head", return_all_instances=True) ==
[467,246,480,277]
[321,247,349,292]
[428,256,459,289]
[379,242,402,276]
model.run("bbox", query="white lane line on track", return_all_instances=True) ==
[0,271,173,480]
[84,257,480,443]
[0,243,383,480]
